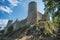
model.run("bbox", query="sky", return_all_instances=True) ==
[0,0,44,30]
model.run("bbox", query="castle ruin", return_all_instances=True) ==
[4,1,49,35]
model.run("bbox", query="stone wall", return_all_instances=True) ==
[37,12,43,22]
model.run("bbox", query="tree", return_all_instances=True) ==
[0,27,1,29]
[7,25,13,32]
[42,0,60,27]
[42,0,60,38]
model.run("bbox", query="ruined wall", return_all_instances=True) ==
[13,20,20,31]
[4,20,13,34]
[37,12,43,22]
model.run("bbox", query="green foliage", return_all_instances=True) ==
[54,17,60,26]
[42,0,60,28]
[0,30,4,33]
[31,22,55,35]
[44,21,55,35]
[43,0,60,18]
[31,23,39,27]
[43,0,60,37]
[7,25,13,32]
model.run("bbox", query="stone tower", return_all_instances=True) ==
[27,1,37,25]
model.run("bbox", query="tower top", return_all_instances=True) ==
[29,1,36,4]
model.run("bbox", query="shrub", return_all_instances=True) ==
[7,25,13,32]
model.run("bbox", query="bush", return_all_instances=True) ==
[7,25,13,32]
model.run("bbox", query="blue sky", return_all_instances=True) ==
[0,0,44,30]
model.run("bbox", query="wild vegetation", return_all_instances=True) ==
[42,0,60,26]
[42,0,60,39]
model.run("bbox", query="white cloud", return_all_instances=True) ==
[19,2,25,6]
[0,6,12,13]
[0,0,25,13]
[0,19,8,30]
[8,0,19,6]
